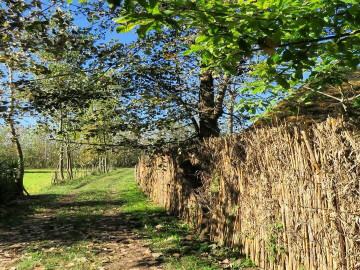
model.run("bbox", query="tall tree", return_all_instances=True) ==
[0,0,99,193]
[4,66,26,196]
[109,30,241,141]
[105,0,360,121]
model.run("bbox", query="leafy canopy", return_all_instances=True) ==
[99,0,360,91]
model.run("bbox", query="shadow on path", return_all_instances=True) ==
[0,172,249,270]
[0,190,210,270]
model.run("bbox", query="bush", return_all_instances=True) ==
[0,158,18,204]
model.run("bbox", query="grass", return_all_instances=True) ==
[2,168,254,270]
[24,169,54,194]
[114,170,254,269]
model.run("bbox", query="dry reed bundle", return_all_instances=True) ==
[136,118,360,270]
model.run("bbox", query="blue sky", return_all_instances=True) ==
[70,0,138,44]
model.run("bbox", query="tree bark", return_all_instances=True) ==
[198,69,218,139]
[44,138,47,168]
[104,155,108,173]
[8,121,25,196]
[58,113,65,181]
[198,69,229,139]
[65,140,73,180]
[228,85,235,134]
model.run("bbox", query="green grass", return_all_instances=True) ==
[12,169,130,270]
[114,170,253,269]
[24,169,54,194]
[2,168,254,270]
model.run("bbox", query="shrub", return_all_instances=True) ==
[0,158,18,204]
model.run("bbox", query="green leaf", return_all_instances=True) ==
[183,50,193,56]
[150,3,161,15]
[137,22,155,38]
[354,98,360,108]
[282,50,293,62]
[163,10,174,16]
[116,23,136,33]
[276,76,290,89]
[221,63,237,75]
[137,0,149,8]
[272,30,282,44]
[252,86,264,94]
[149,0,159,9]
[294,68,303,80]
[341,0,358,3]
[67,0,72,3]
[195,34,209,44]
[275,222,283,230]
[237,39,251,56]
[190,44,204,52]
[113,16,132,24]
[201,50,213,65]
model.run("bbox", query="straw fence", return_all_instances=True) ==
[136,118,360,270]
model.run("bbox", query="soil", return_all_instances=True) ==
[0,194,164,270]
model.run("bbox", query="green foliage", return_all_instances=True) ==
[109,0,360,117]
[210,173,220,194]
[0,158,18,204]
[266,222,286,264]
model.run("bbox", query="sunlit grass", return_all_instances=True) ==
[24,169,54,194]
[5,168,253,269]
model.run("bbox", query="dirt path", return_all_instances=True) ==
[0,172,165,270]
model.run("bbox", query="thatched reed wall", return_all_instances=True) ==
[136,118,360,270]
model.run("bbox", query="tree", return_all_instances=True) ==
[106,0,360,120]
[30,30,101,180]
[4,66,27,196]
[109,30,244,140]
[0,0,99,194]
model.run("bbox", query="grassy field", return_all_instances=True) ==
[1,169,253,270]
[24,169,54,194]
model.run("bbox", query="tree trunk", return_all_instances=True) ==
[198,69,219,139]
[58,113,65,181]
[65,141,73,180]
[44,138,47,168]
[228,86,235,135]
[6,66,25,197]
[8,121,25,196]
[198,70,230,139]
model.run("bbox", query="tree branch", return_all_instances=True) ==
[303,85,342,102]
[214,74,230,118]
[253,30,360,52]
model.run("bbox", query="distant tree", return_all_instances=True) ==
[0,0,95,194]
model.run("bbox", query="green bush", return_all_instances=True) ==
[0,158,18,204]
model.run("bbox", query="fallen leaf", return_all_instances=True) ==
[65,262,75,267]
[74,257,87,262]
[34,266,46,270]
[151,252,163,259]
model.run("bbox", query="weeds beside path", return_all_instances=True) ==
[0,169,253,270]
